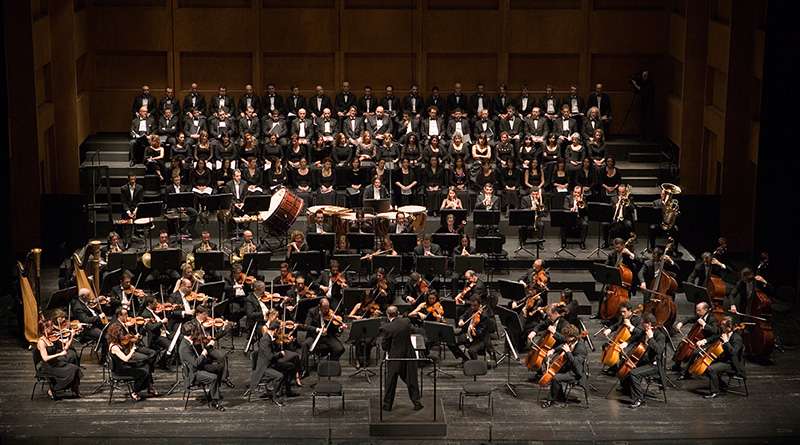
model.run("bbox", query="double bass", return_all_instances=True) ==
[644,239,678,328]
[600,235,636,320]
[741,286,775,357]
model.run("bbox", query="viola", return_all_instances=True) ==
[260,293,285,304]
[539,333,587,387]
[201,318,227,329]
[416,279,429,294]
[425,302,444,320]
[533,268,549,291]
[689,324,745,377]
[186,292,214,302]
[281,273,296,285]
[521,291,543,318]
[237,274,256,285]
[158,302,176,313]
[123,287,146,298]
[332,272,348,288]
[363,301,381,318]
[323,311,345,326]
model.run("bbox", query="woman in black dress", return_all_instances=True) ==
[171,133,190,162]
[574,156,598,201]
[599,155,622,202]
[474,159,497,192]
[564,133,586,171]
[548,157,571,195]
[541,132,560,166]
[36,319,83,400]
[447,132,470,169]
[422,155,446,214]
[376,133,400,169]
[518,135,538,170]
[309,135,330,167]
[238,132,259,167]
[106,322,152,401]
[496,131,516,169]
[500,156,521,213]
[314,157,337,205]
[449,155,471,209]
[242,157,264,195]
[265,156,288,193]
[213,133,237,169]
[346,157,369,208]
[144,135,165,181]
[168,155,189,186]
[331,132,352,169]
[195,130,213,163]
[286,135,307,169]
[422,135,446,166]
[393,157,419,206]
[523,158,546,193]
[215,158,234,192]
[291,157,313,209]
[356,131,376,167]
[401,133,423,168]
[191,158,214,196]
[371,158,391,187]
[588,128,607,169]
[262,132,284,165]
[471,133,492,170]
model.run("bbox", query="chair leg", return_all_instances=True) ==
[31,382,39,401]
[184,390,190,410]
[341,394,345,414]
[312,394,316,417]
[108,381,115,405]
[127,382,136,403]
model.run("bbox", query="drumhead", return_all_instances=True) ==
[266,188,287,217]
[398,205,427,214]
[376,211,397,220]
[134,217,153,225]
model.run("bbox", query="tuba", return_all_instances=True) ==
[660,183,681,230]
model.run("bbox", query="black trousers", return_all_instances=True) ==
[196,362,223,401]
[706,362,734,393]
[301,334,345,371]
[383,359,421,408]
[622,363,660,402]
[548,372,579,401]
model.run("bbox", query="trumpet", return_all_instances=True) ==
[576,191,586,209]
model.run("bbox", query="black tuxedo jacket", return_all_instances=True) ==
[357,95,377,116]
[225,180,248,204]
[158,97,181,117]
[445,93,467,116]
[499,116,524,137]
[238,94,262,116]
[308,94,333,117]
[238,116,262,139]
[341,116,365,141]
[469,93,491,117]
[158,115,180,137]
[334,92,357,115]
[492,94,511,117]
[447,118,471,139]
[209,94,235,115]
[473,118,496,140]
[285,94,307,117]
[262,117,288,138]
[687,263,724,287]
[562,94,586,114]
[538,95,561,116]
[291,118,316,140]
[183,93,207,115]
[513,94,536,116]
[553,116,578,137]
[367,115,393,137]
[133,94,157,115]
[381,317,415,358]
[120,183,144,214]
[424,95,445,113]
[130,116,155,137]
[192,241,218,253]
[402,94,425,116]
[525,117,549,138]
[261,93,285,115]
[183,116,207,138]
[208,116,236,140]
[420,117,445,138]
[379,96,401,117]
[315,117,339,137]
[587,92,612,117]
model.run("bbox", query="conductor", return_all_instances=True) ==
[381,306,423,411]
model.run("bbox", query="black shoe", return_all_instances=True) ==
[600,243,609,249]
[130,160,136,167]
[677,374,690,381]
[285,390,300,398]
[413,403,424,411]
[272,398,285,407]
[299,370,310,379]
[211,402,225,411]
[541,400,553,409]
[580,242,586,250]
[669,363,682,372]
[382,404,392,412]
[223,379,235,388]
[589,315,601,320]
[704,392,719,399]
[629,399,644,409]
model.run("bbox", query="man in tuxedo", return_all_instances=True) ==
[672,302,721,378]
[525,107,549,148]
[262,108,289,148]
[541,324,588,408]
[420,106,445,145]
[315,108,337,144]
[447,108,471,144]
[449,296,490,362]
[621,313,666,409]
[469,83,490,121]
[208,108,236,142]
[514,84,535,118]
[381,306,423,411]
[687,252,727,287]
[341,106,364,146]
[499,105,524,150]
[402,84,425,120]
[167,278,195,333]
[209,85,235,116]
[72,288,106,344]
[157,108,180,147]
[334,81,356,118]
[357,85,376,118]
[306,210,333,235]
[290,108,315,150]
[248,320,290,406]
[562,84,586,128]
[178,323,226,411]
[638,247,679,306]
[225,169,247,236]
[301,298,345,372]
[539,85,561,120]
[703,316,745,398]
[519,187,546,246]
[238,106,262,145]
[238,84,262,118]
[413,233,442,257]
[120,173,143,243]
[132,85,157,116]
[158,87,181,118]
[129,106,155,166]
[367,106,393,143]
[193,230,218,253]
[493,83,511,123]
[363,175,389,201]
[602,185,635,248]
[563,185,589,249]
[284,85,306,121]
[587,83,612,135]
[308,85,333,119]
[261,82,284,116]
[445,82,466,119]
[649,188,681,253]
[473,108,496,141]
[380,84,401,121]
[183,108,207,150]
[165,174,198,237]
[553,105,578,152]
[425,86,445,114]
[475,183,500,211]
[313,260,350,303]
[183,82,206,117]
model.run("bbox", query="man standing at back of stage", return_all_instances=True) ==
[381,306,423,412]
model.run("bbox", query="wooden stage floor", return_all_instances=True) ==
[2,272,800,444]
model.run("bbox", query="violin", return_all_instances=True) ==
[123,287,146,298]
[466,305,484,342]
[154,302,174,313]
[323,311,346,326]
[533,268,549,291]
[538,333,588,387]
[88,295,111,308]
[416,279,429,294]
[332,272,348,288]
[260,293,286,304]
[521,291,543,318]
[237,274,257,285]
[689,323,746,377]
[455,280,476,305]
[186,292,215,302]
[425,302,445,320]
[363,301,381,318]
[201,318,227,329]
[281,273,296,285]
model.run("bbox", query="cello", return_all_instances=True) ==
[526,328,556,370]
[538,332,588,387]
[706,275,726,324]
[675,318,707,362]
[616,335,650,380]
[600,234,636,320]
[644,239,678,329]
[600,305,642,367]
[689,323,745,377]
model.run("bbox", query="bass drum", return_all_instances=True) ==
[262,187,304,234]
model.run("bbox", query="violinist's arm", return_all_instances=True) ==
[408,302,426,318]
[38,339,67,361]
[348,304,362,320]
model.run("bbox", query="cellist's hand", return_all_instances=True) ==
[639,283,646,290]
[697,318,706,327]
[675,322,683,330]
[619,342,628,350]
[697,339,706,347]
[755,275,767,285]
[527,331,536,341]
[603,328,611,337]
[547,349,555,357]
[730,305,737,314]
[721,332,730,342]
[548,324,556,334]
[562,344,571,353]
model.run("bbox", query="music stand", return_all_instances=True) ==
[416,255,447,283]
[307,233,335,252]
[290,250,323,274]
[194,251,224,272]
[432,233,460,255]
[371,254,401,277]
[136,201,164,250]
[473,210,501,231]
[348,318,382,382]
[440,209,467,227]
[107,252,137,273]
[476,236,503,282]
[453,255,484,276]
[242,195,270,241]
[440,298,457,320]
[497,279,526,306]
[294,297,320,325]
[423,321,458,378]
[242,252,271,274]
[682,282,711,305]
[269,284,291,296]
[586,202,614,258]
[343,288,367,315]
[198,280,226,301]
[100,268,123,297]
[166,192,195,247]
[205,193,233,246]
[333,254,362,280]
[508,209,541,257]
[550,210,578,258]
[389,233,418,254]
[346,233,374,251]
[149,248,181,273]
[636,205,662,254]
[47,287,77,310]
[363,198,391,214]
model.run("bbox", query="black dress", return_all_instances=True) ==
[422,166,446,213]
[109,345,150,393]
[215,168,234,191]
[315,169,337,205]
[331,144,353,168]
[214,141,238,164]
[291,168,314,208]
[195,143,212,161]
[266,168,288,192]
[394,168,418,206]
[36,343,83,391]
[496,142,515,165]
[262,142,283,163]
[500,166,521,209]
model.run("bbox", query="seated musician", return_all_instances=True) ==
[313,260,349,304]
[191,305,235,388]
[164,173,198,238]
[368,267,396,309]
[511,283,547,351]
[248,320,290,406]
[272,262,296,286]
[265,308,302,389]
[37,319,83,400]
[178,323,225,411]
[173,262,205,294]
[527,304,571,379]
[223,264,251,330]
[49,309,81,366]
[601,184,635,249]
[101,231,125,263]
[638,247,679,306]
[518,187,546,245]
[702,316,745,399]
[560,288,580,328]
[620,313,666,409]
[474,183,500,236]
[403,272,431,305]
[192,230,217,253]
[439,186,464,211]
[436,213,465,235]
[301,298,346,376]
[727,266,774,317]
[409,290,446,324]
[593,237,637,319]
[562,185,589,249]
[518,258,550,303]
[234,229,261,260]
[687,252,727,286]
[349,209,374,233]
[348,290,382,368]
[140,295,172,366]
[541,324,588,408]
[449,236,476,295]
[108,307,158,377]
[286,276,315,311]
[601,300,642,374]
[448,296,490,363]
[454,270,488,316]
[413,233,442,258]
[306,209,333,235]
[167,278,196,334]
[388,211,415,234]
[673,302,721,380]
[244,281,271,341]
[71,288,107,344]
[286,230,309,260]
[106,323,154,402]
[335,235,357,255]
[648,187,681,255]
[109,271,142,314]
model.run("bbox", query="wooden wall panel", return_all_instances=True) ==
[706,21,730,72]
[94,51,168,89]
[264,0,334,8]
[589,54,663,91]
[589,11,667,53]
[510,0,580,9]
[88,7,170,51]
[345,0,416,9]
[260,9,339,52]
[173,9,258,52]
[508,54,580,93]
[344,53,415,91]
[506,11,584,54]
[668,13,685,62]
[32,17,52,70]
[422,11,502,53]
[179,0,251,8]
[593,0,665,10]
[73,10,88,58]
[262,53,335,91]
[179,52,254,92]
[92,0,165,6]
[426,54,498,92]
[427,0,498,10]
[341,10,412,53]
[91,91,139,132]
